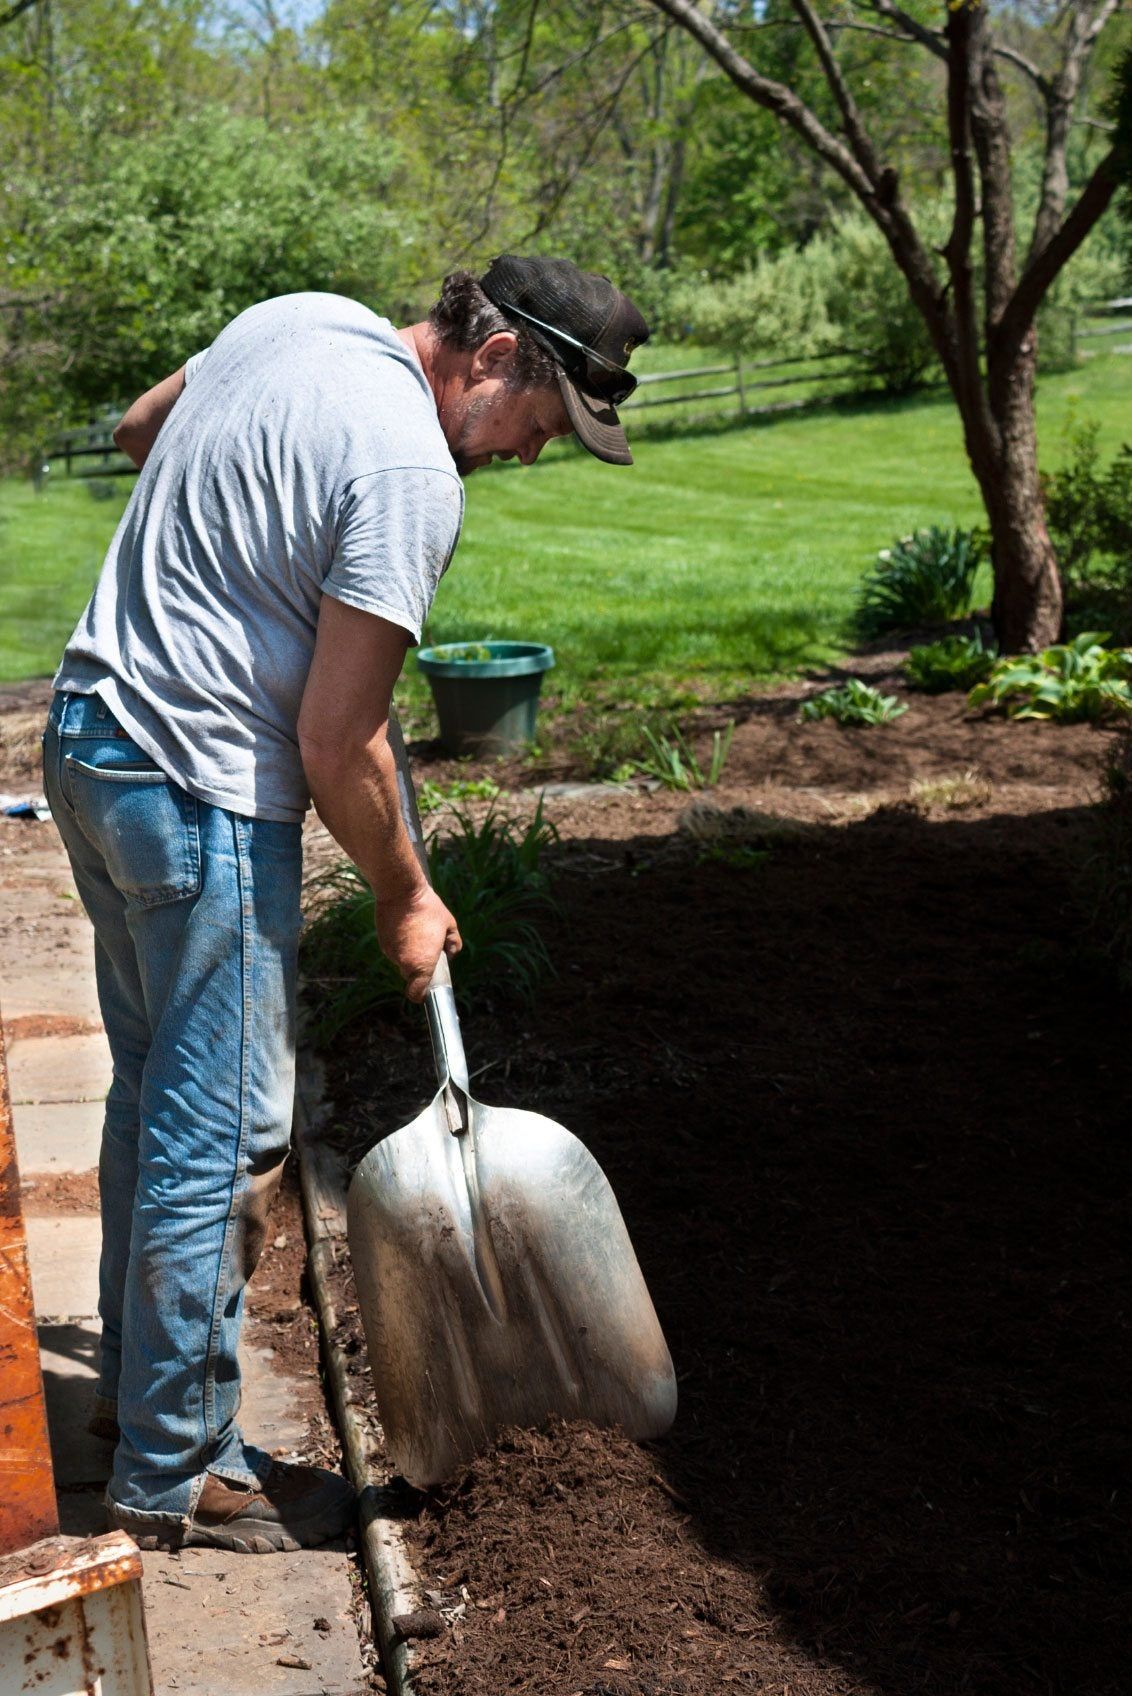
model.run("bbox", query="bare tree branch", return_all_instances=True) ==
[790,0,882,184]
[1002,146,1121,350]
[864,0,947,62]
[644,0,876,203]
[826,19,940,49]
[1031,0,1123,259]
[942,0,988,442]
[992,42,1052,96]
[0,0,44,24]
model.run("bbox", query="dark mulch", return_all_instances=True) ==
[310,700,1131,1696]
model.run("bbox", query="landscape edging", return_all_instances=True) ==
[293,1056,421,1696]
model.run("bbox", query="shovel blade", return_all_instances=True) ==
[347,1094,677,1487]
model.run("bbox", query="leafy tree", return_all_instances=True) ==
[635,0,1130,652]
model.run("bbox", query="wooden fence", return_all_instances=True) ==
[1078,296,1132,346]
[48,411,130,478]
[621,347,866,420]
[43,300,1130,477]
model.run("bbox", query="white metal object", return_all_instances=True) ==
[0,1530,153,1695]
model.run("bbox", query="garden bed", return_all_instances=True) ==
[310,690,1132,1696]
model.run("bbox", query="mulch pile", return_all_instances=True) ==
[313,696,1132,1696]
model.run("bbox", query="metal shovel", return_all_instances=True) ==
[345,714,677,1488]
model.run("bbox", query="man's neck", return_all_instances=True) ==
[397,322,438,401]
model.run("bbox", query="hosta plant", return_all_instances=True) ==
[904,632,997,693]
[967,633,1132,722]
[855,527,984,638]
[800,678,907,725]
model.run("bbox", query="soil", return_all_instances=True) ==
[311,685,1132,1696]
[19,1168,101,1214]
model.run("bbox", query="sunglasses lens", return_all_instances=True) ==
[591,366,636,406]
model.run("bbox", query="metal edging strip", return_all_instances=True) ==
[292,1060,420,1696]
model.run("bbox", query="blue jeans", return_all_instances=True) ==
[43,691,303,1523]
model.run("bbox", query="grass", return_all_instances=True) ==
[1,350,1128,701]
[0,476,134,681]
[909,769,993,812]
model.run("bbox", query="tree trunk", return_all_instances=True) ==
[969,330,1063,652]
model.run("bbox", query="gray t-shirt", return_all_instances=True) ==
[56,292,464,823]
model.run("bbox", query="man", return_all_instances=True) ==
[42,256,648,1554]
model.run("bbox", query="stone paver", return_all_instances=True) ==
[24,1213,103,1316]
[7,1030,113,1104]
[0,959,104,1023]
[12,1098,105,1171]
[4,816,368,1696]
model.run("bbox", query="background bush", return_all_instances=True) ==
[854,527,985,638]
[1042,423,1132,639]
[301,804,559,1042]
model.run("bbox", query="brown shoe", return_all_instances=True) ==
[107,1461,357,1553]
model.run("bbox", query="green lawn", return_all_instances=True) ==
[1,350,1127,698]
[0,478,133,683]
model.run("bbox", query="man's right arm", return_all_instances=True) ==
[298,595,461,1003]
[112,366,187,469]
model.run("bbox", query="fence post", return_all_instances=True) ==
[735,352,746,417]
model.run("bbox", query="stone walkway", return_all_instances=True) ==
[2,823,367,1695]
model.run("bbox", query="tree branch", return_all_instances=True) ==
[826,19,940,49]
[1031,0,1122,259]
[1001,146,1121,351]
[0,0,44,24]
[992,42,1051,96]
[790,0,882,184]
[643,0,958,396]
[942,0,986,438]
[644,0,877,202]
[863,0,947,62]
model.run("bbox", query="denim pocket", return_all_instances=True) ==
[66,755,202,906]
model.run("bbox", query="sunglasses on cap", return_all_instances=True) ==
[494,300,638,407]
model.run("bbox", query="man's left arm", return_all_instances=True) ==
[298,596,462,1003]
[113,365,188,469]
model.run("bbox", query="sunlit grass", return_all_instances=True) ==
[1,351,1127,702]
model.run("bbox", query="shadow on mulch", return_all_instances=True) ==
[318,797,1131,1696]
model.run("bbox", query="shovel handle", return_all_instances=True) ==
[385,709,453,993]
[387,707,468,1091]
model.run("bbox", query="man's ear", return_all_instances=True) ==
[469,330,520,384]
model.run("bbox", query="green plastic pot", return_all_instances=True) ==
[416,641,556,756]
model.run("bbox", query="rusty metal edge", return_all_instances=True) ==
[292,1056,420,1696]
[0,1530,143,1626]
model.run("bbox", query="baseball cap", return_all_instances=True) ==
[479,255,649,466]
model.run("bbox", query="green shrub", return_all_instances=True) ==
[567,707,667,782]
[904,632,997,693]
[301,801,559,1040]
[968,632,1132,722]
[822,214,940,393]
[799,679,908,725]
[671,248,836,361]
[854,527,985,638]
[673,212,941,394]
[1042,423,1132,639]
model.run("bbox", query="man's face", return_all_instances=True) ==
[447,380,573,477]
